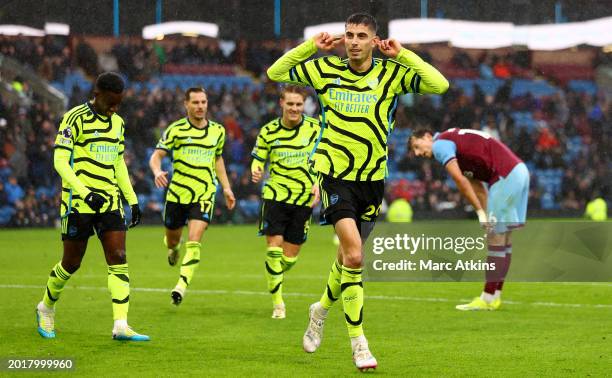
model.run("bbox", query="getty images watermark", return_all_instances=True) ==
[371,233,489,272]
[363,221,612,282]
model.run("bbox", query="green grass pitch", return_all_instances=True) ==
[0,224,610,376]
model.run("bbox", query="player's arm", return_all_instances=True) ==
[115,154,141,227]
[250,130,269,183]
[377,39,449,95]
[310,183,320,208]
[150,126,174,188]
[446,160,487,224]
[53,115,106,212]
[251,159,265,183]
[214,127,235,210]
[215,156,236,210]
[267,33,342,84]
[54,148,108,213]
[115,158,137,206]
[432,139,486,224]
[149,148,169,188]
[53,148,90,198]
[468,177,488,211]
[53,116,89,197]
[116,122,140,227]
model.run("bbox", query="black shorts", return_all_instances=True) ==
[319,174,384,238]
[163,200,214,230]
[258,200,312,245]
[61,210,126,241]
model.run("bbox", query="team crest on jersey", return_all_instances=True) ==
[366,78,379,90]
[187,137,193,143]
[273,140,281,146]
[94,131,100,137]
[463,171,474,178]
[301,137,310,146]
[334,77,341,85]
[62,128,72,138]
[330,194,339,205]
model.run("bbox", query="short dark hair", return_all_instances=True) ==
[280,85,308,100]
[345,12,378,33]
[185,87,206,101]
[95,72,125,94]
[409,128,434,149]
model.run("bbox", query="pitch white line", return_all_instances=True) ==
[1,284,611,309]
[9,273,612,286]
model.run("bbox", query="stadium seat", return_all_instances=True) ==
[568,80,598,95]
[0,205,17,225]
[540,192,558,210]
[511,79,559,97]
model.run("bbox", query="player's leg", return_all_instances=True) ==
[37,214,91,338]
[269,204,311,319]
[37,240,88,338]
[163,202,185,266]
[303,176,350,353]
[457,174,510,311]
[319,246,343,307]
[335,218,364,335]
[317,175,348,313]
[304,244,343,352]
[101,231,148,341]
[456,228,507,311]
[336,217,378,371]
[280,242,299,270]
[172,217,208,305]
[486,232,507,302]
[266,235,285,317]
[101,230,130,326]
[99,211,149,341]
[259,200,291,315]
[43,240,88,307]
[459,163,528,311]
[335,218,376,369]
[307,176,379,369]
[338,182,383,371]
[165,227,183,266]
[491,232,513,309]
[492,163,528,308]
[281,204,312,274]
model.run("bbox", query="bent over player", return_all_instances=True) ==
[268,12,448,370]
[410,127,529,310]
[149,87,235,306]
[251,85,320,319]
[36,72,148,341]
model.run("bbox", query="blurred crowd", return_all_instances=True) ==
[0,35,288,83]
[0,35,72,82]
[0,35,610,227]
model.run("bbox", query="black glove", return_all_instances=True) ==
[129,204,141,228]
[84,192,107,212]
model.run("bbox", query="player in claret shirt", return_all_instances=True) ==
[410,127,530,311]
